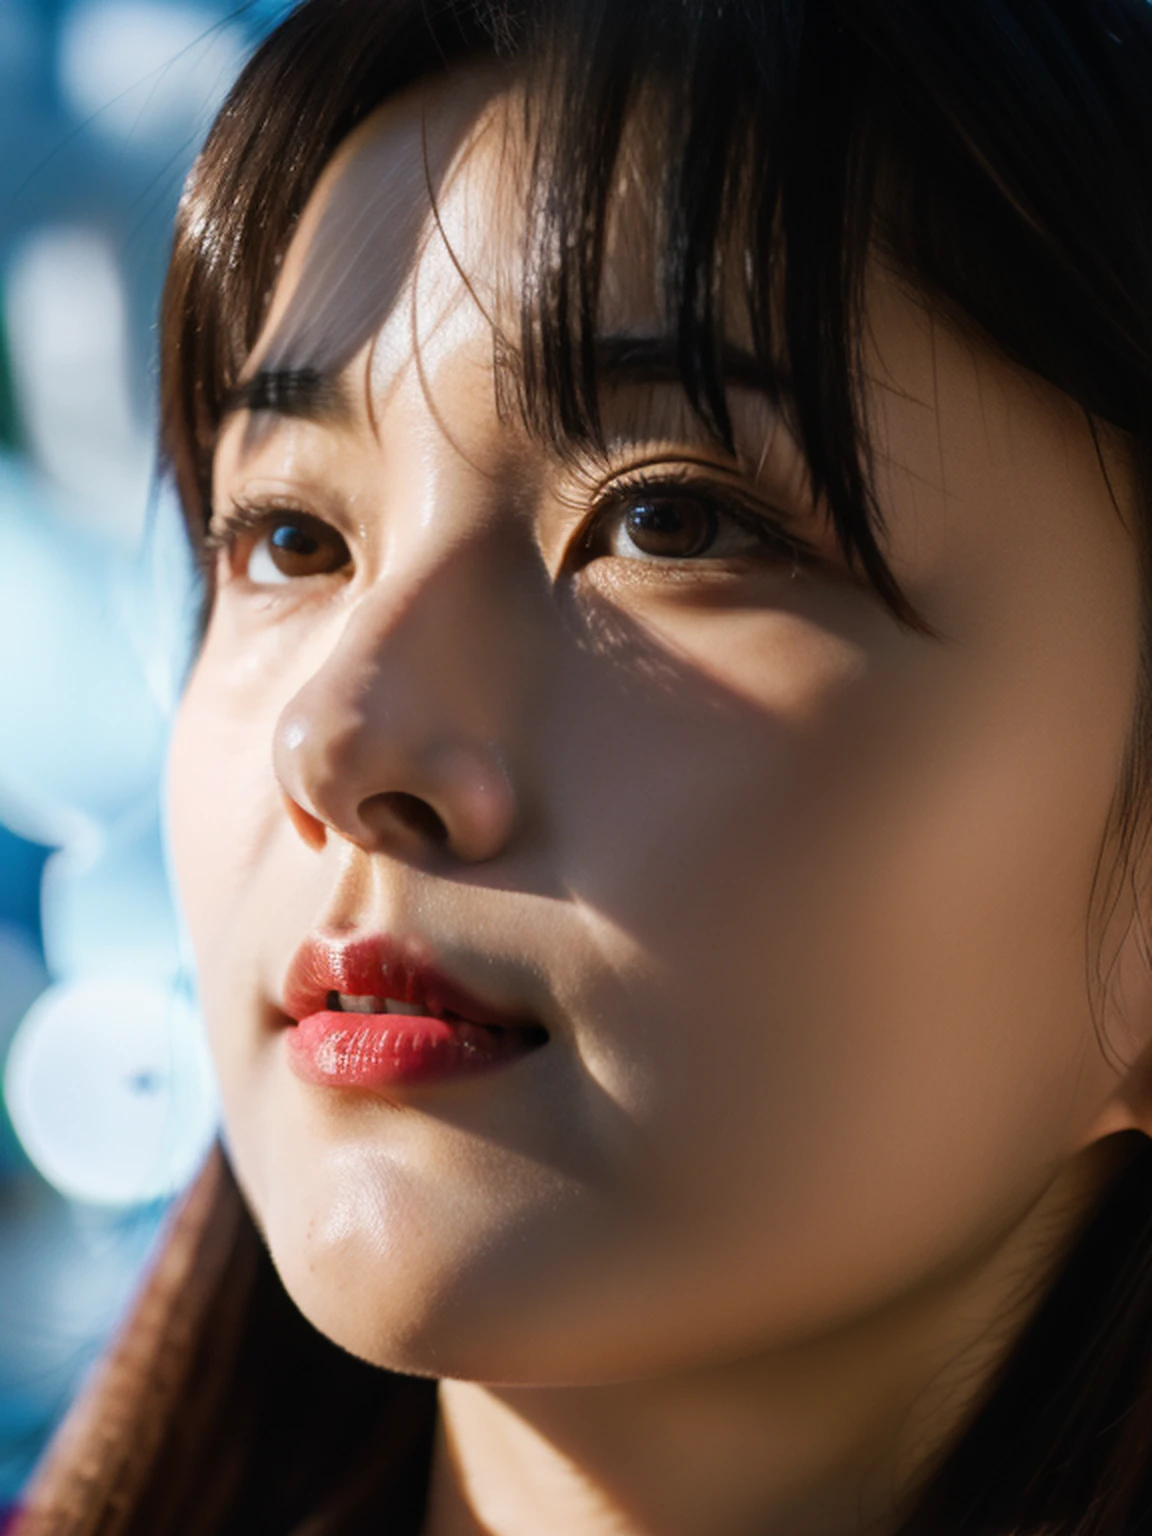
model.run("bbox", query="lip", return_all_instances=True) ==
[281,932,547,1090]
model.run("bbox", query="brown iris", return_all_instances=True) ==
[620,495,718,558]
[263,514,349,578]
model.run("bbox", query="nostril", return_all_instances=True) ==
[367,791,450,845]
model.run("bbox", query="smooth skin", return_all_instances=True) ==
[169,72,1152,1536]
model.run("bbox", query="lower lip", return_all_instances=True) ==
[285,1010,536,1089]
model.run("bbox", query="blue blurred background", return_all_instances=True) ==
[0,1,283,1511]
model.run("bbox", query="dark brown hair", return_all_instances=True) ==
[17,1,1152,1530]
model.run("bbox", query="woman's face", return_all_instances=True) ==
[170,72,1148,1384]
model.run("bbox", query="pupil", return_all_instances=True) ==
[625,497,714,558]
[272,524,317,556]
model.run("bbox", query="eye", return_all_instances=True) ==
[582,479,805,569]
[233,511,351,585]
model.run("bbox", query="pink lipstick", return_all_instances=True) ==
[281,933,546,1090]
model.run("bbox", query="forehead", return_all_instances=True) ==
[246,65,666,396]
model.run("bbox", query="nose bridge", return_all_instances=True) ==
[353,529,530,731]
[274,527,537,861]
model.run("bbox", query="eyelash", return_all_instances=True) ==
[204,500,304,557]
[205,472,815,584]
[573,467,813,572]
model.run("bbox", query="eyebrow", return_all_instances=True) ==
[222,337,781,428]
[594,334,784,396]
[223,366,350,423]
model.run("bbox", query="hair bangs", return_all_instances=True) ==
[163,0,1152,634]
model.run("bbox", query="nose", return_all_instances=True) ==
[273,559,521,865]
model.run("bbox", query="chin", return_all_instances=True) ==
[239,1119,567,1383]
[244,1135,692,1389]
[261,1220,570,1386]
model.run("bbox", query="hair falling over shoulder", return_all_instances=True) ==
[18,0,1152,1530]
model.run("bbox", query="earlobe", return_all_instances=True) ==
[1079,896,1152,1143]
[1089,1040,1152,1142]
[1082,1094,1150,1145]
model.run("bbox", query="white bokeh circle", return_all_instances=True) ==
[4,977,217,1206]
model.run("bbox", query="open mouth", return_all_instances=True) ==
[280,935,548,1090]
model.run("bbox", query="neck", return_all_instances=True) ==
[422,1146,1121,1536]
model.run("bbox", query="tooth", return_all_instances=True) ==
[329,993,430,1015]
[338,993,385,1013]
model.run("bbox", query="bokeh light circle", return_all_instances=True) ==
[4,976,217,1206]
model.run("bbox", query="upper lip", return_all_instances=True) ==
[281,932,540,1031]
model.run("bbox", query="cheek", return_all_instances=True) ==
[541,591,1128,1297]
[168,654,282,951]
[167,628,306,1224]
[166,609,318,1091]
[167,596,344,940]
[544,592,881,941]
